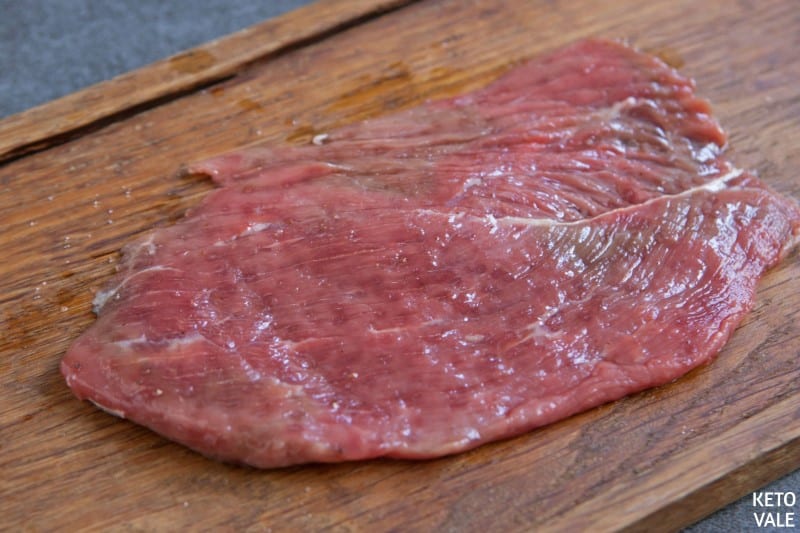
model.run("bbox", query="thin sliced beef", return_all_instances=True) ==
[62,39,800,468]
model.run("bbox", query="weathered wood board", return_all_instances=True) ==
[2,0,799,530]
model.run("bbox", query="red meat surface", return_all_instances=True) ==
[62,39,800,468]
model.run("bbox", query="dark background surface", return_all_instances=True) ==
[0,0,305,117]
[1,1,795,530]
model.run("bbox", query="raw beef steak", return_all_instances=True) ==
[62,39,800,468]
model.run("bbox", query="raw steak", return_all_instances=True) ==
[62,39,800,468]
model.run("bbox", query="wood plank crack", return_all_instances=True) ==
[0,0,419,165]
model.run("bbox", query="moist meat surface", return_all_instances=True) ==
[62,39,800,468]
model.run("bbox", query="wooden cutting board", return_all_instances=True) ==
[2,0,799,530]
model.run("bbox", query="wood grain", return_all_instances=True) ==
[1,0,799,531]
[0,0,414,163]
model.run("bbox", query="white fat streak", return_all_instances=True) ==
[485,213,499,234]
[701,167,743,192]
[239,357,262,382]
[111,332,207,350]
[213,222,274,247]
[89,400,126,419]
[167,333,207,348]
[413,167,743,232]
[111,334,148,350]
[443,427,484,450]
[463,177,483,190]
[510,306,563,348]
[416,208,443,218]
[120,233,159,260]
[496,167,744,229]
[93,265,182,312]
[137,233,157,256]
[239,222,272,237]
[312,133,329,145]
[595,96,641,121]
[368,318,444,335]
[694,143,720,163]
